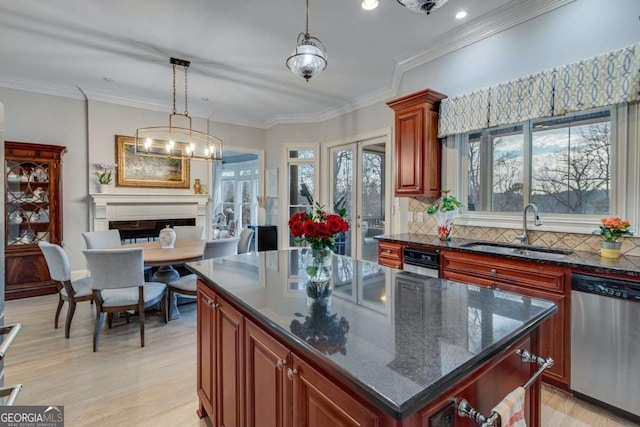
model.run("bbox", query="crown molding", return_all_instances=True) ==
[0,76,85,100]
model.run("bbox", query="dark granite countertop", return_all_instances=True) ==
[375,233,640,277]
[187,249,556,421]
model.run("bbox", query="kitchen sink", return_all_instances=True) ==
[459,241,573,258]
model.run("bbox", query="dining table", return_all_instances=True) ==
[119,238,206,284]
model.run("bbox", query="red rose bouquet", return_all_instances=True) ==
[288,204,349,253]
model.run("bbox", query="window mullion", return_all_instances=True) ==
[523,120,532,205]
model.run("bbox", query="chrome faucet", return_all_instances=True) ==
[514,203,542,246]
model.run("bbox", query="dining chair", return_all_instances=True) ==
[82,229,153,279]
[167,237,240,319]
[237,228,255,254]
[81,229,122,249]
[38,242,93,339]
[83,248,167,352]
[173,225,204,240]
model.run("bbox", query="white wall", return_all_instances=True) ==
[0,88,89,270]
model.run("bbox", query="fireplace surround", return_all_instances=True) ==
[90,194,210,238]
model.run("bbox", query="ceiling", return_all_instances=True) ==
[0,0,562,128]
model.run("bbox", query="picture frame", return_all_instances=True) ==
[115,135,190,188]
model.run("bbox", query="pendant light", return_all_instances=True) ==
[286,0,327,82]
[396,0,448,14]
[135,58,223,161]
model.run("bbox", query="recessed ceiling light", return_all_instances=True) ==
[362,0,379,10]
[201,97,209,102]
[455,10,468,19]
[102,77,114,83]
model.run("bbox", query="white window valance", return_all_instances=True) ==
[438,42,640,137]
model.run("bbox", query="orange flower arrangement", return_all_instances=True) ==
[594,217,633,242]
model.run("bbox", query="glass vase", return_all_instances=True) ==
[434,209,458,241]
[305,247,333,304]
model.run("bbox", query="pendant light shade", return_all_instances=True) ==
[135,58,223,162]
[286,0,327,81]
[396,0,448,14]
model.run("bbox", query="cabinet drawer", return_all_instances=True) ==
[442,251,566,292]
[441,270,493,288]
[378,241,403,269]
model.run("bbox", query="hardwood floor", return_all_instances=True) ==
[4,294,639,427]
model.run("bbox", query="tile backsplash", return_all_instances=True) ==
[408,198,640,257]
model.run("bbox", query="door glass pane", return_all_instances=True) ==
[289,164,314,206]
[289,150,314,159]
[333,149,353,257]
[491,128,524,212]
[222,180,235,223]
[361,145,385,262]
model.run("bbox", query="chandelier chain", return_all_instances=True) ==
[184,65,189,116]
[171,63,177,115]
[305,0,309,35]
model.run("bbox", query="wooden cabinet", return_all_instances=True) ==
[290,354,381,427]
[386,89,446,197]
[244,319,290,427]
[377,240,404,269]
[5,141,65,299]
[197,284,244,426]
[441,250,570,389]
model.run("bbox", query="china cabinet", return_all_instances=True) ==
[5,141,65,299]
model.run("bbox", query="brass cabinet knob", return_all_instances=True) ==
[287,368,298,380]
[490,269,497,275]
[277,359,287,370]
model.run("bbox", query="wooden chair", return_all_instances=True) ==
[38,242,93,338]
[167,237,240,318]
[83,248,167,352]
[173,225,204,240]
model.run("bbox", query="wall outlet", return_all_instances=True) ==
[417,212,424,222]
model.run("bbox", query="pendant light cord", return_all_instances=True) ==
[305,0,309,36]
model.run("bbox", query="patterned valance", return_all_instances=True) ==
[438,42,640,137]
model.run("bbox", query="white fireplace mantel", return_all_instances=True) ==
[90,193,210,232]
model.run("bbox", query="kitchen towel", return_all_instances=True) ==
[492,386,526,427]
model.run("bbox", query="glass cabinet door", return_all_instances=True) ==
[6,159,52,246]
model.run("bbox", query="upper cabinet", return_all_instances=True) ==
[5,141,66,299]
[386,89,446,197]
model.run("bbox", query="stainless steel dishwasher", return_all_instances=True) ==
[571,272,640,421]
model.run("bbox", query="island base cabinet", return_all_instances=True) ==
[245,319,291,427]
[291,354,382,427]
[197,284,244,427]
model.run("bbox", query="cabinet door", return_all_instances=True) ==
[494,282,567,385]
[395,105,424,196]
[197,286,217,419]
[217,298,245,427]
[245,319,290,427]
[291,355,380,427]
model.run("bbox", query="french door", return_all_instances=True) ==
[329,137,387,262]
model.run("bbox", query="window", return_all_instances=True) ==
[464,108,612,216]
[286,145,319,247]
[217,160,259,227]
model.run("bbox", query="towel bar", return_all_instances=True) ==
[0,324,22,360]
[457,348,553,426]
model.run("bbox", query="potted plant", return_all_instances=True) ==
[593,217,633,259]
[427,190,465,241]
[96,162,117,193]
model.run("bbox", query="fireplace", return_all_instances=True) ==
[109,218,196,242]
[90,193,210,239]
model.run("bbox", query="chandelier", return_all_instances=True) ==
[396,0,449,14]
[135,58,223,161]
[286,0,327,81]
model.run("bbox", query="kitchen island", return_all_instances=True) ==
[187,249,556,427]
